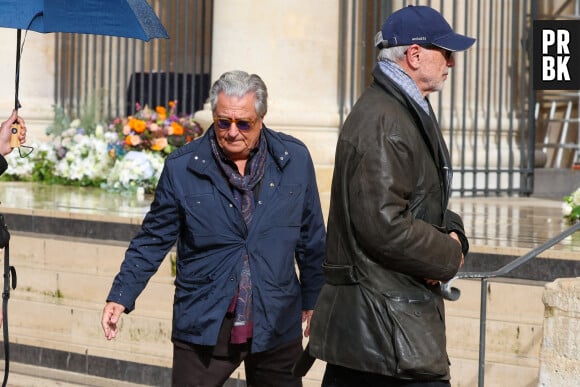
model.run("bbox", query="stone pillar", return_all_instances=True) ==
[194,0,340,217]
[0,30,55,143]
[538,277,580,386]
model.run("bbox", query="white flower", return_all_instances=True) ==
[70,119,81,128]
[562,202,573,216]
[54,135,112,182]
[4,141,58,179]
[563,187,580,225]
[103,150,164,192]
[103,131,119,143]
[62,128,76,138]
[95,124,104,138]
[571,188,580,207]
[5,147,35,176]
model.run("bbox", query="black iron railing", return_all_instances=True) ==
[441,221,580,387]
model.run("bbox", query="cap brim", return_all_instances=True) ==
[433,33,476,52]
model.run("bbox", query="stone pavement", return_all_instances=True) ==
[6,362,149,387]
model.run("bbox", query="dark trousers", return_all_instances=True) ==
[172,338,303,387]
[322,363,451,387]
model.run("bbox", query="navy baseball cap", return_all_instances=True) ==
[375,5,476,51]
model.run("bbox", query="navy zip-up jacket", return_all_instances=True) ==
[107,126,326,353]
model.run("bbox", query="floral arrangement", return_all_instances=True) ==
[562,187,580,225]
[2,101,204,194]
[108,101,203,159]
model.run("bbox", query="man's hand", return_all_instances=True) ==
[302,310,314,337]
[101,302,126,340]
[424,232,465,285]
[449,231,465,269]
[0,110,27,156]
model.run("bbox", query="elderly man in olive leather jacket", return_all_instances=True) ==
[308,5,474,386]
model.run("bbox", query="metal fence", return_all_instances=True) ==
[339,0,536,196]
[53,0,213,121]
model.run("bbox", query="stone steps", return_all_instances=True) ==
[4,230,550,386]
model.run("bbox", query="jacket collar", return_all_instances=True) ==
[372,65,452,204]
[186,126,292,176]
[373,66,441,162]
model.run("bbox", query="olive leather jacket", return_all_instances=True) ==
[308,66,469,380]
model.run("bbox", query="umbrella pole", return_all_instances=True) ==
[14,29,21,112]
[10,30,22,149]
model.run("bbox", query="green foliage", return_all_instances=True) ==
[45,105,71,137]
[30,149,57,183]
[46,93,106,137]
[79,93,105,136]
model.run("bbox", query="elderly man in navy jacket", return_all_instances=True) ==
[101,70,326,387]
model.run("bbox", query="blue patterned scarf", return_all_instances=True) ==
[379,59,430,114]
[210,128,268,343]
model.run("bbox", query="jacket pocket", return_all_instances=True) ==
[384,291,448,379]
[173,274,218,335]
[270,184,304,227]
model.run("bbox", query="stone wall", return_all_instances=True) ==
[538,277,580,386]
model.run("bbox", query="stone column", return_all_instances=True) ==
[0,30,55,143]
[194,0,341,216]
[538,277,580,386]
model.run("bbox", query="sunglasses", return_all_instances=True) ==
[422,44,454,60]
[213,116,256,131]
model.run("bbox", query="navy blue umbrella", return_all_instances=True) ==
[0,0,169,144]
[0,0,169,41]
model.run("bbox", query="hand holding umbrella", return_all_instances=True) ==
[0,111,26,156]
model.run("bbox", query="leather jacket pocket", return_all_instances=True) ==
[384,291,448,379]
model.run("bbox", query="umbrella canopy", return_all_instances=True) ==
[0,0,169,133]
[0,0,169,41]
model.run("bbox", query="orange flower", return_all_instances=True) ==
[170,121,184,136]
[151,137,168,151]
[156,106,167,120]
[129,118,147,133]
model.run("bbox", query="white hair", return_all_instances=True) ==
[377,45,410,63]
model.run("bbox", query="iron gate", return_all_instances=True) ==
[53,0,213,121]
[338,0,536,196]
[52,0,580,197]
